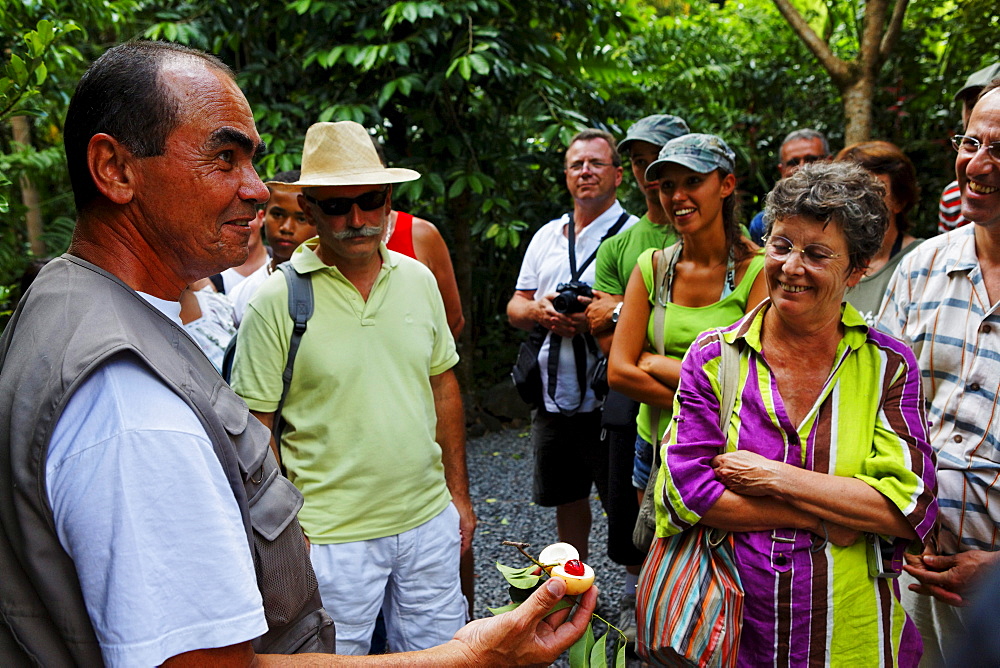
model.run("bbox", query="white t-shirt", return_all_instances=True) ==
[46,295,267,666]
[515,201,636,413]
[228,262,272,327]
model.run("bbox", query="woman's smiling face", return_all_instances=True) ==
[764,215,865,322]
[655,164,734,234]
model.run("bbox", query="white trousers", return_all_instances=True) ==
[309,503,466,655]
[899,571,970,667]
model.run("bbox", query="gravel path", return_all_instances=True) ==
[468,425,627,665]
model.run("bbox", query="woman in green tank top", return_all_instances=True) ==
[607,134,768,500]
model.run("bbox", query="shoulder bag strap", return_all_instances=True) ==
[649,242,683,458]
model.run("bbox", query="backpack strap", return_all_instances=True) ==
[272,263,314,443]
[209,272,226,294]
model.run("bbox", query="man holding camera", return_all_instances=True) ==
[507,129,637,562]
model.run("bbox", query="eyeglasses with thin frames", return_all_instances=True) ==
[566,159,613,174]
[763,234,844,269]
[951,135,1000,161]
[303,186,390,216]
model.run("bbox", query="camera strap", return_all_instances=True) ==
[566,211,630,281]
[545,210,629,415]
[545,331,599,416]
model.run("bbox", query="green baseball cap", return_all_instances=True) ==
[645,133,736,182]
[955,63,1000,101]
[617,114,690,153]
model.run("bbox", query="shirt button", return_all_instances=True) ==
[985,325,993,334]
[774,555,787,566]
[970,383,981,392]
[955,434,964,443]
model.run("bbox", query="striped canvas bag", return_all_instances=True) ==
[635,334,744,667]
[635,527,743,666]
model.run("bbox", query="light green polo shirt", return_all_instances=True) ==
[231,239,458,544]
[593,214,677,295]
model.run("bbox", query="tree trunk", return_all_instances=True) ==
[10,116,45,257]
[842,75,875,146]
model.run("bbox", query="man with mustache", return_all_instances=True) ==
[231,121,475,656]
[0,42,594,667]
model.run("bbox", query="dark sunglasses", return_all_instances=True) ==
[303,186,390,216]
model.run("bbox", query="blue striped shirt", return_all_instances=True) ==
[877,224,1000,554]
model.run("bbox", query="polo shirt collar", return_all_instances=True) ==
[290,237,398,275]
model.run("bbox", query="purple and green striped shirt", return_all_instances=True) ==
[656,301,937,666]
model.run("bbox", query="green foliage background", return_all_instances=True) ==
[2,0,998,384]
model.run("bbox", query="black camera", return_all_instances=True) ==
[552,281,593,314]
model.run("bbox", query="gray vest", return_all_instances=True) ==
[0,255,334,665]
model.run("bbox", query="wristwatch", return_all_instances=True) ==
[611,301,624,325]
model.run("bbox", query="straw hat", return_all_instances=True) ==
[269,121,420,189]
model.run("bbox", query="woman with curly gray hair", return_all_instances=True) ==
[645,161,938,665]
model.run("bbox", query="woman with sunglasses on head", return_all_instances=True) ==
[607,133,768,506]
[835,141,924,325]
[650,161,937,665]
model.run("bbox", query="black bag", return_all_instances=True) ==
[589,356,609,399]
[601,389,640,430]
[511,325,548,407]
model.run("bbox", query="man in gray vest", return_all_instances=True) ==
[0,40,595,667]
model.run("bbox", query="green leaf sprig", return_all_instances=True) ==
[490,540,626,668]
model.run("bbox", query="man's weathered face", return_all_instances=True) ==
[564,138,622,206]
[778,137,828,178]
[300,183,390,266]
[127,59,268,282]
[958,89,1000,229]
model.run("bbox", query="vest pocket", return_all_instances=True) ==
[211,382,321,636]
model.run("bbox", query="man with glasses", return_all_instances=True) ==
[748,128,831,244]
[877,77,1000,666]
[507,129,637,568]
[938,62,999,234]
[231,121,474,656]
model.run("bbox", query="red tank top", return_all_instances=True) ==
[386,211,416,259]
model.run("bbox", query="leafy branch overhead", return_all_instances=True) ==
[771,0,910,143]
[0,20,81,122]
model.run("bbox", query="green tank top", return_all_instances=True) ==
[635,247,764,443]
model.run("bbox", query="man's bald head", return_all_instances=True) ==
[63,41,235,212]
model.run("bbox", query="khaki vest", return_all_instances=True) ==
[0,255,333,665]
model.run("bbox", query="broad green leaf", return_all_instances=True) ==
[495,562,541,589]
[485,223,500,239]
[10,55,27,82]
[377,80,397,108]
[447,175,466,198]
[589,630,608,668]
[34,63,47,86]
[615,640,626,668]
[569,621,595,667]
[488,601,520,614]
[469,53,491,75]
[38,19,55,44]
[459,57,471,80]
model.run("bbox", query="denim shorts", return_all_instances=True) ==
[632,435,654,489]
